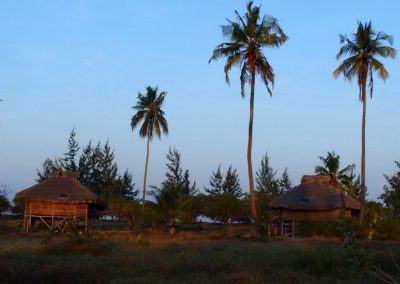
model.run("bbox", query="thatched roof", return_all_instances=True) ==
[270,175,361,211]
[16,171,102,204]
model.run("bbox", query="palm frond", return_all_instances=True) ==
[370,57,389,81]
[130,86,168,141]
[374,45,397,59]
[224,53,241,84]
[209,1,286,98]
[239,63,250,97]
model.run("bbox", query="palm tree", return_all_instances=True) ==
[315,151,355,189]
[209,1,287,219]
[333,22,396,223]
[131,86,168,217]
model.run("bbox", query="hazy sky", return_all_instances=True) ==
[0,0,399,200]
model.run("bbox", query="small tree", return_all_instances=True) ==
[345,172,363,201]
[278,167,292,194]
[203,194,245,226]
[256,152,279,196]
[315,151,355,189]
[380,161,400,216]
[0,189,10,217]
[205,165,242,197]
[63,128,80,172]
[36,158,63,182]
[148,148,198,227]
[223,166,243,197]
[37,133,138,200]
[119,171,138,200]
[205,165,224,195]
[162,147,197,196]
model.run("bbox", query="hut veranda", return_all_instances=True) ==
[15,171,105,232]
[270,175,361,237]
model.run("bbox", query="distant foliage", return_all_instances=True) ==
[36,130,138,200]
[278,167,293,194]
[161,147,197,196]
[148,147,198,227]
[380,161,400,215]
[0,188,11,216]
[63,128,80,172]
[205,165,243,197]
[203,194,245,225]
[256,152,279,196]
[346,173,363,201]
[256,152,292,196]
[314,150,364,199]
[315,151,355,188]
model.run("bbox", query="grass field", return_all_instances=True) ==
[1,226,399,284]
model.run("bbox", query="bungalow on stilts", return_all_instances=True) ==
[15,171,105,232]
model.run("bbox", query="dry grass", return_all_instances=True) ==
[0,227,399,283]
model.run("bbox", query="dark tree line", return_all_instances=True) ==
[37,129,138,200]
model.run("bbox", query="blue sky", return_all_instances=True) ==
[0,0,399,200]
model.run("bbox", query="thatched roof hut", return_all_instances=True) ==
[270,179,360,213]
[16,171,105,231]
[270,175,360,222]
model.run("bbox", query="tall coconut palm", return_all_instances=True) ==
[315,151,355,189]
[333,22,396,223]
[209,1,287,219]
[131,86,168,216]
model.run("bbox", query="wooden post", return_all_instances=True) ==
[74,205,77,221]
[28,202,32,232]
[85,206,88,231]
[51,203,55,229]
[23,201,27,230]
[291,211,295,239]
[280,210,283,236]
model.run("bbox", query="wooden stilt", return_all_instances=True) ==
[85,209,88,231]
[23,204,26,230]
[51,203,55,229]
[27,203,32,232]
[291,211,295,239]
[280,210,283,236]
[39,217,52,230]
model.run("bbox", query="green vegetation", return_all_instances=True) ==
[315,151,355,188]
[205,165,243,197]
[315,150,362,200]
[256,152,292,196]
[0,231,399,283]
[333,22,397,223]
[36,130,137,200]
[380,160,400,215]
[2,3,400,283]
[209,1,288,219]
[0,188,10,216]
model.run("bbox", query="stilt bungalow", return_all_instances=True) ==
[15,171,105,232]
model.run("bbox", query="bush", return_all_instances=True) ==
[203,194,245,225]
[41,226,110,256]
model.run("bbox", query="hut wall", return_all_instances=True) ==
[280,208,352,222]
[26,200,88,217]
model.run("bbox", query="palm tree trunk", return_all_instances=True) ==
[141,138,150,218]
[247,71,257,219]
[360,85,367,224]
